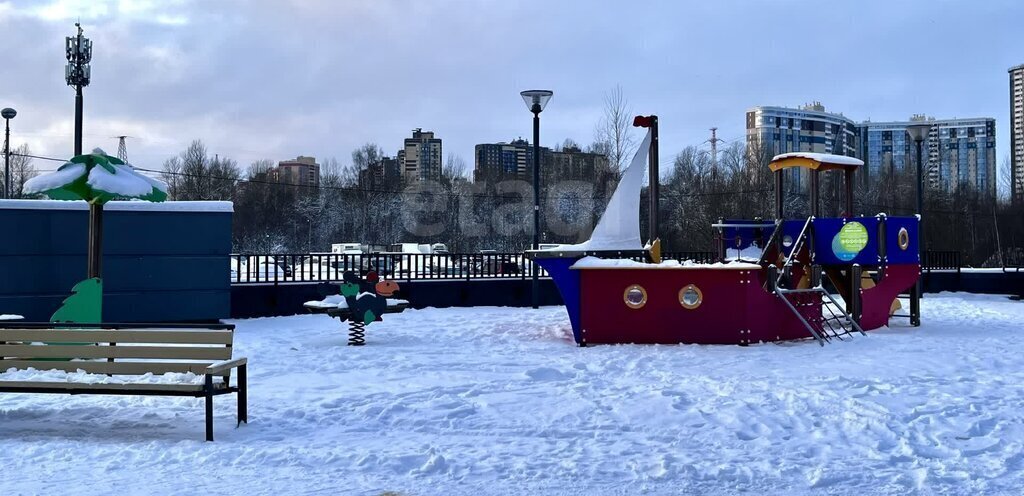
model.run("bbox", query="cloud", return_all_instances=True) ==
[0,0,1020,183]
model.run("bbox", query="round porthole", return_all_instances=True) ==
[782,235,794,247]
[898,227,910,251]
[679,284,703,310]
[623,285,647,309]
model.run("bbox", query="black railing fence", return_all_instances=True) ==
[230,249,963,284]
[230,251,720,284]
[231,252,532,284]
[922,250,962,272]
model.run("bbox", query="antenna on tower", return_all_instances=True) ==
[704,127,725,170]
[113,135,131,162]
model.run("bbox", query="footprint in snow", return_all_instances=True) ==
[524,367,573,382]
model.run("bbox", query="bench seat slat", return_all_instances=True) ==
[0,329,233,345]
[0,381,219,392]
[0,344,231,361]
[0,360,229,377]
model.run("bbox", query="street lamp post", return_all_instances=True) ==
[520,89,553,310]
[2,107,15,199]
[906,123,929,327]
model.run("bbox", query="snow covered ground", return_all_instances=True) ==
[2,293,1024,495]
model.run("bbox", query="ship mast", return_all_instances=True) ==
[633,115,659,245]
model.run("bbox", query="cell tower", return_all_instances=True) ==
[114,135,130,162]
[705,127,725,169]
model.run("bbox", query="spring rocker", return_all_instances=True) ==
[303,271,407,346]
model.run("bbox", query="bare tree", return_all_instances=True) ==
[998,154,1012,204]
[594,85,636,170]
[5,144,38,198]
[162,140,240,201]
[320,157,344,187]
[441,153,468,184]
[247,158,274,179]
[560,138,580,152]
[161,156,183,199]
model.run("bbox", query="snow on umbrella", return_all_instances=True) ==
[24,148,167,203]
[23,148,167,323]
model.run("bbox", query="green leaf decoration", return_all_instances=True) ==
[23,148,168,204]
[51,278,103,324]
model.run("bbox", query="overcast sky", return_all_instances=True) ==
[1,0,1021,178]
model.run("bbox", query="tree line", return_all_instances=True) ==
[156,133,1023,268]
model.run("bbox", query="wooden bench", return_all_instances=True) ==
[0,322,247,441]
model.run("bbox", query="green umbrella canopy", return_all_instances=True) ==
[24,148,167,204]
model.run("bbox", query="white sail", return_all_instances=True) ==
[544,129,652,252]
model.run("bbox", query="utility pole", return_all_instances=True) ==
[66,23,97,278]
[115,135,129,162]
[66,23,91,156]
[705,127,725,177]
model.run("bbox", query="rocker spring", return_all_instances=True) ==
[348,321,366,346]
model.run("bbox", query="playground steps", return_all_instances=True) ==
[775,286,866,346]
[771,218,865,346]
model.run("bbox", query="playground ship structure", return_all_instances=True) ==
[530,116,921,346]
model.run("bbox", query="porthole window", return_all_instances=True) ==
[782,235,794,247]
[679,284,703,310]
[898,227,910,251]
[623,285,647,309]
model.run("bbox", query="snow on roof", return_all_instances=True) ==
[0,199,234,212]
[571,256,761,270]
[771,152,864,167]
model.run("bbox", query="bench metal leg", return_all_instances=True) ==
[205,375,214,442]
[238,364,248,426]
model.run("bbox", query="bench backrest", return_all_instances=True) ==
[0,323,236,377]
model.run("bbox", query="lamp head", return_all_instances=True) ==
[520,90,553,114]
[906,124,930,142]
[1,108,15,120]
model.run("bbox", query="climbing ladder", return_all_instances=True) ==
[769,217,866,346]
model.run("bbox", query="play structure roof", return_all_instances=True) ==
[769,152,863,172]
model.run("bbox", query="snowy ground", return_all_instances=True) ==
[2,293,1024,495]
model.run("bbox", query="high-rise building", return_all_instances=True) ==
[1010,64,1024,202]
[544,144,611,183]
[859,116,996,196]
[748,103,997,196]
[746,103,860,186]
[474,138,530,183]
[401,128,442,182]
[273,156,320,188]
[473,139,607,186]
[358,156,402,191]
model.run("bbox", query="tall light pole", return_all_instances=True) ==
[521,89,553,310]
[906,123,929,327]
[2,107,15,199]
[66,23,97,277]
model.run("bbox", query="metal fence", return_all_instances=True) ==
[230,251,720,284]
[922,250,962,272]
[230,249,961,284]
